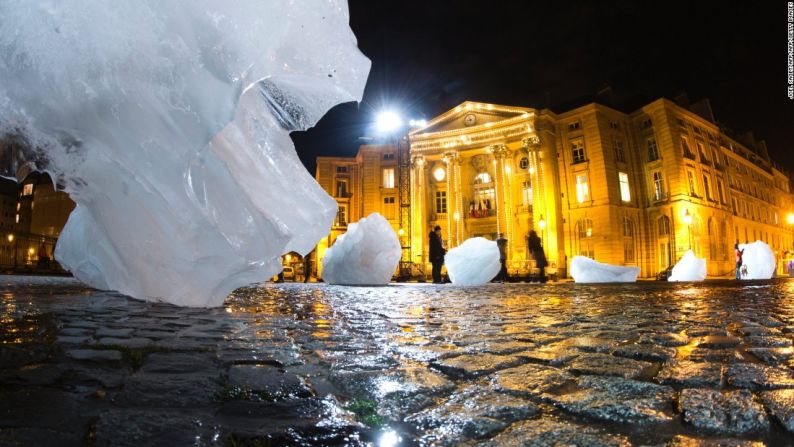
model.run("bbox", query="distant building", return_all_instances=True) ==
[316,98,794,279]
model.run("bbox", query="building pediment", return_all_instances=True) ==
[410,101,535,136]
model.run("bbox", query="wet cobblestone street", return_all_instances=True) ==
[2,276,794,446]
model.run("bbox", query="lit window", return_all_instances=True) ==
[575,173,590,203]
[474,172,491,184]
[619,172,630,202]
[335,179,348,198]
[571,140,586,164]
[383,196,396,220]
[652,172,664,201]
[15,214,19,223]
[687,170,697,196]
[577,218,593,238]
[435,191,447,214]
[382,168,395,188]
[658,216,670,236]
[433,166,446,182]
[522,180,533,206]
[647,137,659,162]
[22,184,33,196]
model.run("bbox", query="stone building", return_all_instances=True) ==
[315,98,794,279]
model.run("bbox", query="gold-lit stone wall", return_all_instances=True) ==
[316,99,794,280]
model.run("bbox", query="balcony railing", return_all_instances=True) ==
[468,208,496,219]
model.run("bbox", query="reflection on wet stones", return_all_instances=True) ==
[407,385,540,444]
[639,332,689,347]
[567,353,652,379]
[746,347,794,364]
[494,363,573,397]
[227,364,312,400]
[678,389,769,435]
[612,344,677,362]
[667,434,766,447]
[656,360,724,388]
[694,335,742,349]
[482,417,631,447]
[430,353,525,378]
[545,375,675,424]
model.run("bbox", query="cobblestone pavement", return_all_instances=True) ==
[2,276,794,446]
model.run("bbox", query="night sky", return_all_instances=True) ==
[292,1,793,174]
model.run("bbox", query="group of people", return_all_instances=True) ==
[428,226,547,284]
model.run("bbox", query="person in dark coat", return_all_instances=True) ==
[527,230,548,283]
[496,234,508,282]
[429,225,446,284]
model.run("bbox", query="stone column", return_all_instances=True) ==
[489,144,509,240]
[443,151,459,247]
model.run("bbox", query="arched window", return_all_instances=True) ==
[472,172,495,217]
[577,218,593,239]
[708,218,717,260]
[623,217,635,263]
[658,216,670,236]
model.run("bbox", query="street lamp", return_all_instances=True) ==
[538,214,546,248]
[375,111,402,134]
[787,213,794,225]
[683,209,693,250]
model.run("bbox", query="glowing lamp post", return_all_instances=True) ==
[538,214,546,248]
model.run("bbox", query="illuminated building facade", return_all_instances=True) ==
[316,99,794,279]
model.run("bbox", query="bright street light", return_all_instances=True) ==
[787,213,794,225]
[375,111,402,134]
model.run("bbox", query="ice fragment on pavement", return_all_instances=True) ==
[0,1,370,306]
[569,256,639,283]
[668,250,706,282]
[322,213,401,286]
[444,237,500,285]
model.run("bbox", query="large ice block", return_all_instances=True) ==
[321,213,401,286]
[0,1,370,306]
[570,256,639,283]
[668,250,707,282]
[739,241,776,280]
[444,237,501,286]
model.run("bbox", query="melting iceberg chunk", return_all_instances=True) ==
[570,256,639,283]
[0,1,370,306]
[739,241,776,280]
[668,250,706,282]
[445,237,500,286]
[321,213,401,286]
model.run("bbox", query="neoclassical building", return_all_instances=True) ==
[315,98,794,279]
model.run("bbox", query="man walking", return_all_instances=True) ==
[429,225,446,284]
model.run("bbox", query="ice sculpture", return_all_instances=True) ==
[569,256,639,283]
[321,213,401,286]
[739,241,776,280]
[445,237,501,286]
[0,1,370,306]
[668,250,707,282]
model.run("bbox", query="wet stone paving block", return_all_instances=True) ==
[544,375,675,425]
[726,362,794,390]
[678,389,769,435]
[5,277,794,445]
[759,389,794,432]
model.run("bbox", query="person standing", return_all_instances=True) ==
[429,225,446,284]
[496,234,508,282]
[734,242,744,280]
[303,249,313,283]
[527,230,548,283]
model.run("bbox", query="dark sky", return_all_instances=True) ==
[292,1,794,174]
